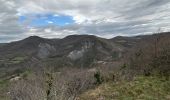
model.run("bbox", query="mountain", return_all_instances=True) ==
[0,32,170,78]
[0,35,125,77]
[0,43,6,47]
[0,32,170,99]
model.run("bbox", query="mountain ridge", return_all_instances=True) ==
[0,32,170,77]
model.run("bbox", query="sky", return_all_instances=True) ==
[0,0,170,43]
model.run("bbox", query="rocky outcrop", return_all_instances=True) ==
[37,43,56,59]
[68,40,94,60]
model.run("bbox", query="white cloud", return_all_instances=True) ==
[44,28,52,33]
[47,21,53,24]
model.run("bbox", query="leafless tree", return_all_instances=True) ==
[9,73,46,100]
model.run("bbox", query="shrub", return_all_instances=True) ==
[94,71,103,85]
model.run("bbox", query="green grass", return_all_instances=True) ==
[0,80,8,90]
[79,76,170,100]
[7,56,28,64]
[0,79,10,100]
[12,57,27,61]
[21,70,32,79]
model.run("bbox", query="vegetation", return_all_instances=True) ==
[79,76,170,100]
[0,33,170,99]
[124,33,170,78]
[94,71,103,85]
[0,79,9,100]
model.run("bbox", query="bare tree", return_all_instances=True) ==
[9,73,46,100]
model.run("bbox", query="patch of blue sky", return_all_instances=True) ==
[19,16,27,22]
[19,14,75,27]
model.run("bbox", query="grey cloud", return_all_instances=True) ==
[0,0,27,42]
[0,0,170,42]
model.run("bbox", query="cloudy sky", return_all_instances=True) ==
[0,0,170,42]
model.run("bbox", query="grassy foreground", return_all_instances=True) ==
[79,76,170,100]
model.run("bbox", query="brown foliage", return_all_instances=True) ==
[124,33,170,77]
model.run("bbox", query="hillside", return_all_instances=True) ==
[0,33,170,77]
[79,76,170,100]
[0,35,125,78]
[0,32,170,100]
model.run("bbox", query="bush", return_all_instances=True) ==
[94,71,103,85]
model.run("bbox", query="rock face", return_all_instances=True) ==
[0,34,130,70]
[68,49,85,60]
[10,76,21,82]
[37,43,56,59]
[68,40,94,60]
